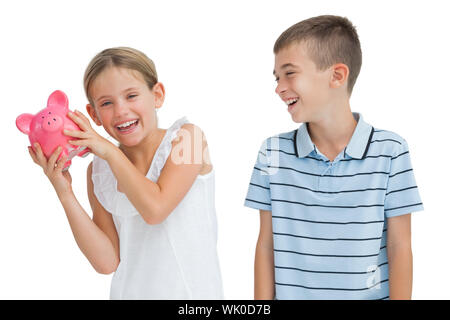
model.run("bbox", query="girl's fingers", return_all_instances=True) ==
[47,146,63,172]
[28,146,39,165]
[67,111,85,129]
[63,129,86,138]
[33,143,47,166]
[68,139,81,146]
[76,110,94,130]
[55,154,68,171]
[68,111,91,131]
[74,110,90,122]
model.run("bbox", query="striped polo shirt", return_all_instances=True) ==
[244,113,423,300]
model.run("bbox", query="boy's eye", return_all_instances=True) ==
[128,94,137,99]
[274,72,294,82]
[101,101,111,107]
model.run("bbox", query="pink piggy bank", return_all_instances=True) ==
[16,90,90,170]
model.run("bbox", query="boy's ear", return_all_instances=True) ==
[86,104,102,126]
[330,63,349,90]
[152,82,165,109]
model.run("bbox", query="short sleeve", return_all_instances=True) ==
[244,140,272,211]
[384,139,424,218]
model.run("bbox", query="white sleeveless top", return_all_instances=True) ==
[91,117,224,299]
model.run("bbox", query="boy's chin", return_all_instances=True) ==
[290,113,307,124]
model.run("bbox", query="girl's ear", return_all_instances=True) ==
[152,82,165,109]
[47,90,69,110]
[86,104,102,126]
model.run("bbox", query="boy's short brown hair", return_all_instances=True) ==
[274,15,362,95]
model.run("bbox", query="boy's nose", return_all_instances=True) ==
[275,80,287,95]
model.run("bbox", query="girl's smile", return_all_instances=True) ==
[115,119,139,134]
[87,66,164,148]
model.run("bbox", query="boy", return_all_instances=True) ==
[244,15,423,300]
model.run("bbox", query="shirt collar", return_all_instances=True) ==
[294,112,374,160]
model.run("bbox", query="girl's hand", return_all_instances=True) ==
[28,143,73,197]
[64,110,116,160]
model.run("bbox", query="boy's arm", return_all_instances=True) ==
[106,123,207,225]
[386,213,413,300]
[255,210,275,300]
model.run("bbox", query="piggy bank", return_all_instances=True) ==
[16,90,90,170]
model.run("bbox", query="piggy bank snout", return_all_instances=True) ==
[41,113,64,132]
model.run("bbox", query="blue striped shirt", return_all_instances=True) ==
[244,113,423,300]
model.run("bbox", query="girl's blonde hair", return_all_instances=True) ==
[83,47,158,107]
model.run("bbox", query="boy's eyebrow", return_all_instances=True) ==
[273,63,299,75]
[95,87,140,102]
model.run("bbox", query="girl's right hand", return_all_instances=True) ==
[28,143,73,197]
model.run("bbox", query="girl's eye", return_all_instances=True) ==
[128,94,137,99]
[286,72,295,76]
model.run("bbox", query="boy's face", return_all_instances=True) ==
[273,42,334,123]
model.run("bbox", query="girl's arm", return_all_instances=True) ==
[29,144,119,274]
[386,213,413,299]
[64,111,210,224]
[57,163,119,274]
[105,123,209,224]
[86,162,120,273]
[255,210,275,300]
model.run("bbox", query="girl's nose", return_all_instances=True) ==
[114,99,129,116]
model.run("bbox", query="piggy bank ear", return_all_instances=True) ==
[16,113,34,135]
[47,90,69,110]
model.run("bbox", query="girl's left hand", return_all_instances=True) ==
[64,110,116,160]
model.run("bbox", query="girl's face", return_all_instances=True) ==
[86,66,164,148]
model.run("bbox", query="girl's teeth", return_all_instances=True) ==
[117,120,137,128]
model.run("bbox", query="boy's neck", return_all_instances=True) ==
[307,101,357,162]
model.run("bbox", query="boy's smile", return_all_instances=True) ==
[273,42,333,123]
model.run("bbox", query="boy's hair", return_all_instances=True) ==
[83,47,158,107]
[274,15,362,95]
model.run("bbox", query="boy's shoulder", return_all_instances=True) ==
[261,129,297,144]
[370,127,411,156]
[257,129,297,153]
[371,127,406,142]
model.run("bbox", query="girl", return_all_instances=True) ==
[28,47,223,299]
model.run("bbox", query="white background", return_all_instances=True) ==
[1,0,449,299]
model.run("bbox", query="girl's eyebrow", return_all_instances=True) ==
[95,87,140,102]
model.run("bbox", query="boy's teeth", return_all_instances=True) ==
[117,120,137,128]
[286,98,299,105]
